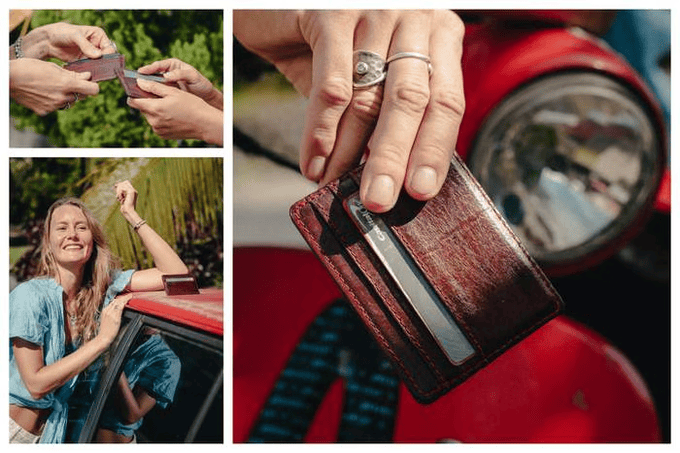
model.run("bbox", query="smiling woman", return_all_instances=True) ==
[9,181,189,443]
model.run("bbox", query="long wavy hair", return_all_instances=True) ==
[37,198,121,342]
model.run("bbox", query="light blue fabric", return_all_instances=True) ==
[9,269,135,443]
[603,10,670,146]
[98,334,181,437]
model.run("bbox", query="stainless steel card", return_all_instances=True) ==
[343,193,475,365]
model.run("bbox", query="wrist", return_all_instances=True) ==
[200,107,223,146]
[205,87,223,111]
[20,27,49,60]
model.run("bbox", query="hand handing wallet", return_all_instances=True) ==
[289,153,564,403]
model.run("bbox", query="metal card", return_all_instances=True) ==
[343,193,475,365]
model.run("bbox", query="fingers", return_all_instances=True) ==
[319,12,396,186]
[298,11,356,182]
[72,31,103,59]
[405,13,465,201]
[137,78,175,98]
[70,71,100,97]
[360,13,432,212]
[138,58,182,75]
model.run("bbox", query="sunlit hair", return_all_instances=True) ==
[37,198,121,342]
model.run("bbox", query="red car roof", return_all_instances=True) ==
[126,288,223,336]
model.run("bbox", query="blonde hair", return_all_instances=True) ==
[37,198,121,342]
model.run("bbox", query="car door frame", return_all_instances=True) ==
[77,309,223,443]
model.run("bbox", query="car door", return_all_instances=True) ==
[76,309,223,443]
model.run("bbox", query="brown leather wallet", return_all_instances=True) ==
[63,53,125,82]
[290,153,564,403]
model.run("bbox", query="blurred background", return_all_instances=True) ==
[10,9,223,148]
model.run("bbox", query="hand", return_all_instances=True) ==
[127,79,223,146]
[114,180,140,223]
[97,293,133,346]
[10,58,99,115]
[138,58,223,111]
[234,10,465,212]
[18,22,116,62]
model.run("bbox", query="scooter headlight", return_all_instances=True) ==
[468,72,662,273]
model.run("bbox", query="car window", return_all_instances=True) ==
[78,313,223,443]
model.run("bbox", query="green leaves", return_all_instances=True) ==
[13,10,223,147]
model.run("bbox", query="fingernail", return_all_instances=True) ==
[307,156,326,181]
[365,175,395,210]
[410,166,438,197]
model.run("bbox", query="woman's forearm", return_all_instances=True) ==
[13,336,109,400]
[134,222,188,274]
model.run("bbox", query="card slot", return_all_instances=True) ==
[291,195,448,398]
[314,184,481,376]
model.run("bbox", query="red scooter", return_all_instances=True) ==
[233,10,667,442]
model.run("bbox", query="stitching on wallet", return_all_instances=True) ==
[291,198,427,394]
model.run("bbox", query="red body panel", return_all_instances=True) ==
[233,247,660,443]
[127,288,223,336]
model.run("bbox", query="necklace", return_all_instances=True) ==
[66,312,78,325]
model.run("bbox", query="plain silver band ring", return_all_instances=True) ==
[386,52,433,76]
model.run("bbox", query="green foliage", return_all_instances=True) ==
[92,158,223,285]
[10,158,87,224]
[12,10,223,147]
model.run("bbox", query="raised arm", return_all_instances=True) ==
[114,180,189,292]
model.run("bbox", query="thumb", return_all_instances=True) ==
[137,78,175,97]
[73,34,103,59]
[74,71,92,81]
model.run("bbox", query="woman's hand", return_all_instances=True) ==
[137,58,223,111]
[10,58,99,115]
[16,22,116,62]
[234,10,466,212]
[97,293,133,346]
[114,180,140,224]
[127,80,223,146]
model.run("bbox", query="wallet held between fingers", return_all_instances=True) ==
[289,153,564,403]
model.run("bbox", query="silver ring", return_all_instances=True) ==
[74,93,79,103]
[353,50,386,89]
[61,101,71,110]
[386,51,433,76]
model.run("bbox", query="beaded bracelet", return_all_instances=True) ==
[13,37,24,59]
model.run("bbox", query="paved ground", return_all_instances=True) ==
[233,82,316,249]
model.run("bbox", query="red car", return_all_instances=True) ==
[73,288,223,443]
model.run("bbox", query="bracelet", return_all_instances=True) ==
[13,37,24,59]
[132,219,147,231]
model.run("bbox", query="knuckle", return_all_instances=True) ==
[316,77,352,110]
[348,91,382,125]
[430,86,466,119]
[388,81,430,116]
[372,142,411,171]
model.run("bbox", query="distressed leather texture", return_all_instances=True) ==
[290,153,564,403]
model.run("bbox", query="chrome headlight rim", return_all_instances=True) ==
[468,70,664,273]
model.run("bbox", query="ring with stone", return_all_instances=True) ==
[353,50,387,89]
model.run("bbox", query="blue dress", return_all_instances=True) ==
[9,269,135,443]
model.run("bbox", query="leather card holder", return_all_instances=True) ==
[289,153,564,403]
[63,53,125,82]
